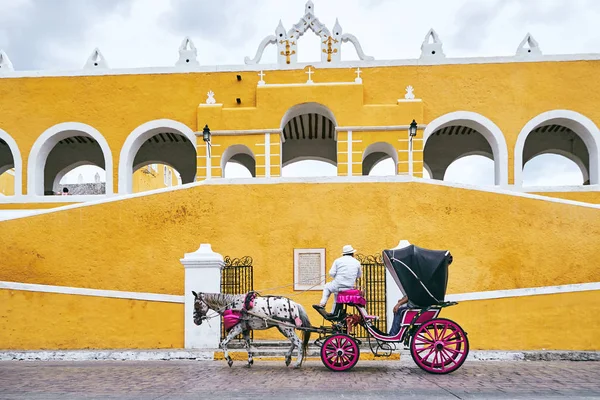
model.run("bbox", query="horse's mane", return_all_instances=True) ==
[204,293,243,310]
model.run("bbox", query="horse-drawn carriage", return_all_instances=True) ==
[192,244,469,374]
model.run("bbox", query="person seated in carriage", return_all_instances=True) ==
[315,244,362,312]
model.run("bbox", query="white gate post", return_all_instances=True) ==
[180,243,224,349]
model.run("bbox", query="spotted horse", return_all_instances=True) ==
[192,291,312,368]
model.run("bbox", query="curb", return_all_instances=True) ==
[1,349,598,362]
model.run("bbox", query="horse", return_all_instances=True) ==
[192,291,312,368]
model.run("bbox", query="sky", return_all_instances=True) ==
[1,0,598,186]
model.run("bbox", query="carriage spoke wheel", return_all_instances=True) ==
[410,318,469,374]
[320,334,360,372]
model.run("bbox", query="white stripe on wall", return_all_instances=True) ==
[0,281,184,304]
[445,281,600,302]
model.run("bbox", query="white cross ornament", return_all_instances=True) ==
[306,67,314,84]
[258,70,266,86]
[354,67,362,83]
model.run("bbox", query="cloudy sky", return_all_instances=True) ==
[2,0,598,186]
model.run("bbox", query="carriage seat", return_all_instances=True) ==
[336,289,367,307]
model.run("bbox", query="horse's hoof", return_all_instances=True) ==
[227,359,233,368]
[285,358,291,367]
[293,364,302,369]
[245,363,252,368]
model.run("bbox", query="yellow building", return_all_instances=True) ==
[0,2,599,354]
[0,168,15,196]
[132,164,181,193]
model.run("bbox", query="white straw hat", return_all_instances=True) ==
[342,244,356,255]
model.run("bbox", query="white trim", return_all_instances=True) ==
[446,282,600,302]
[336,125,427,132]
[347,131,352,177]
[3,176,600,222]
[203,129,281,136]
[0,281,184,303]
[264,133,271,178]
[0,128,23,195]
[118,119,196,194]
[423,111,509,185]
[2,53,600,79]
[514,110,600,186]
[27,122,114,196]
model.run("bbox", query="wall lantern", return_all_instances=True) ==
[409,119,418,137]
[202,124,211,143]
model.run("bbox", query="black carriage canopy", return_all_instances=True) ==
[383,245,453,307]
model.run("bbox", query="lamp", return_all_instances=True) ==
[236,74,242,81]
[202,124,211,143]
[409,119,418,137]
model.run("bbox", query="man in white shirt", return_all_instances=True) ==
[316,245,362,311]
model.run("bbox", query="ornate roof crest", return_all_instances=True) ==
[245,1,373,65]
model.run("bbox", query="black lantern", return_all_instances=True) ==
[202,124,211,143]
[409,119,418,137]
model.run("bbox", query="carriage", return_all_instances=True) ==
[310,244,469,374]
[193,244,469,373]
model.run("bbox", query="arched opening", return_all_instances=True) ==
[362,142,397,176]
[280,103,337,177]
[0,130,22,196]
[54,163,106,195]
[220,144,256,178]
[0,129,23,196]
[28,123,113,196]
[119,119,196,194]
[515,111,599,186]
[444,154,495,186]
[522,153,585,186]
[132,162,182,193]
[423,112,508,185]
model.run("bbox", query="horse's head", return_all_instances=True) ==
[192,291,209,325]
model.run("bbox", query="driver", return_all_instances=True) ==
[315,245,362,312]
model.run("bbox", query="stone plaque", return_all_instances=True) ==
[294,248,325,290]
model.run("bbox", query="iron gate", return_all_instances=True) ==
[355,253,387,338]
[220,255,254,341]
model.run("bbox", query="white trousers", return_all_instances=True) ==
[320,281,353,312]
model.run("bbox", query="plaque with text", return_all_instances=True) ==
[294,248,326,290]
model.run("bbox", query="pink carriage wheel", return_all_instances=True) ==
[410,318,469,374]
[320,334,360,372]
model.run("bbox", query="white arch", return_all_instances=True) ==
[118,119,196,194]
[362,141,398,175]
[28,122,113,196]
[422,163,432,179]
[514,110,600,186]
[0,128,23,196]
[423,111,509,185]
[280,102,338,131]
[220,144,256,172]
[524,149,588,184]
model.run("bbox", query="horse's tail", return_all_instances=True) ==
[296,304,312,363]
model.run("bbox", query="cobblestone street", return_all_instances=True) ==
[1,359,599,399]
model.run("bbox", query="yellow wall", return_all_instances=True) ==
[0,180,599,349]
[443,290,600,350]
[132,164,179,193]
[0,169,15,196]
[0,289,183,350]
[1,60,600,192]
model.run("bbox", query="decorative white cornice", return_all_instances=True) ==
[516,33,542,57]
[84,48,109,69]
[180,244,225,269]
[176,37,199,67]
[2,53,599,79]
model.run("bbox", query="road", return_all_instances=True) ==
[1,359,599,399]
